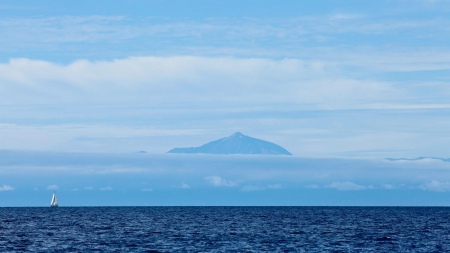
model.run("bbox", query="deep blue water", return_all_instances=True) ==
[1,207,449,252]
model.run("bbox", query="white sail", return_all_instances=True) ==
[50,191,58,207]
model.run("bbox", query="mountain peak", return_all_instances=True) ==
[229,132,244,138]
[167,133,292,155]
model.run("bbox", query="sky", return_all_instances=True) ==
[1,0,450,206]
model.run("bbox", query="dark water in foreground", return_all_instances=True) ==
[1,207,449,252]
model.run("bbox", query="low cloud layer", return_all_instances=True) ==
[2,152,450,205]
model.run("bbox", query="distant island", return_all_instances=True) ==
[167,132,292,155]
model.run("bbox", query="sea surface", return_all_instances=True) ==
[1,207,449,252]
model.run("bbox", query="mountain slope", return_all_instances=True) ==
[167,132,292,155]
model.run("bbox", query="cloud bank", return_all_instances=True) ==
[0,57,395,108]
[2,152,450,205]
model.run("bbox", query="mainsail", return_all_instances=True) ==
[50,191,58,207]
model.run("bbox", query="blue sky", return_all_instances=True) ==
[1,0,450,205]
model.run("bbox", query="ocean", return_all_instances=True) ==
[1,207,449,252]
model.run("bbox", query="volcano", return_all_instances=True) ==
[167,132,292,155]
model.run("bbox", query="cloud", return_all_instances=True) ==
[0,185,14,191]
[84,186,94,190]
[204,176,237,187]
[2,14,450,76]
[381,184,394,189]
[1,15,449,50]
[267,184,282,189]
[47,185,58,190]
[180,183,191,189]
[420,180,450,192]
[327,182,370,191]
[0,16,129,46]
[99,186,113,191]
[0,56,396,108]
[141,188,153,192]
[241,185,265,192]
[305,184,320,189]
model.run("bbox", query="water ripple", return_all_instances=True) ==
[0,207,449,252]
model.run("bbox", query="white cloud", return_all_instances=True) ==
[381,184,394,189]
[141,188,153,192]
[100,186,113,191]
[84,186,94,190]
[267,184,282,189]
[0,185,14,191]
[204,176,237,187]
[420,180,450,192]
[181,183,191,189]
[305,184,320,189]
[241,185,265,192]
[47,185,58,190]
[1,15,449,49]
[327,181,368,191]
[0,57,396,108]
[0,16,128,44]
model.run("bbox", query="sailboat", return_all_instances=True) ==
[50,191,58,207]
